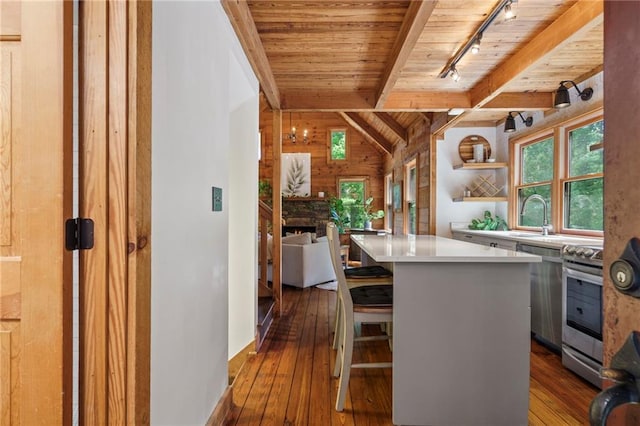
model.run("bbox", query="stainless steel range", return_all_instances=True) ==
[561,243,604,388]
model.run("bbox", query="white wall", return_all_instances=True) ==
[228,50,259,358]
[436,73,604,238]
[436,127,505,237]
[152,1,258,424]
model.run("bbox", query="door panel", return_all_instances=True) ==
[0,1,72,424]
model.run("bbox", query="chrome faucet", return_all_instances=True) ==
[520,194,551,235]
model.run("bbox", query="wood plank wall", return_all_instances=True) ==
[259,111,432,235]
[385,115,431,234]
[259,111,387,220]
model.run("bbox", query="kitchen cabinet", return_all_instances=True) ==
[452,231,517,250]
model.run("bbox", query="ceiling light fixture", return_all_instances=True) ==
[438,0,516,79]
[471,33,482,54]
[504,111,533,133]
[283,112,309,144]
[554,80,594,108]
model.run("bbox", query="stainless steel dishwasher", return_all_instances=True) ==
[516,243,563,351]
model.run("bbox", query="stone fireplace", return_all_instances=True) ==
[282,198,330,237]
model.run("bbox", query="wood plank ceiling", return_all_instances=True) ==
[223,0,603,146]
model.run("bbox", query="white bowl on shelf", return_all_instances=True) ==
[486,158,496,163]
[466,159,476,163]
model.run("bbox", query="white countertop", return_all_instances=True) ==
[351,234,541,263]
[450,227,603,249]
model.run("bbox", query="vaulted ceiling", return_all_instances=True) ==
[223,0,603,146]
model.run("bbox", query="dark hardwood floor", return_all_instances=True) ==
[230,285,598,425]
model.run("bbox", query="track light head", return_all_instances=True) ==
[504,111,533,133]
[471,33,482,54]
[554,80,594,108]
[504,0,516,20]
[449,66,461,82]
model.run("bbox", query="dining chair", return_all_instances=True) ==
[326,222,393,411]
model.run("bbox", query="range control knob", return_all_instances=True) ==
[576,247,585,256]
[565,245,577,255]
[583,248,595,257]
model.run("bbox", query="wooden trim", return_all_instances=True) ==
[79,2,110,421]
[126,0,152,424]
[79,1,152,423]
[429,135,437,235]
[272,110,282,316]
[220,0,280,109]
[206,386,234,426]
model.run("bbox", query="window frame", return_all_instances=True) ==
[328,128,348,162]
[560,115,604,235]
[404,158,417,235]
[513,133,555,232]
[510,109,604,237]
[384,173,393,232]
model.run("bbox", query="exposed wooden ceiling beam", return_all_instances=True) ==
[281,90,376,111]
[221,0,281,110]
[373,112,407,144]
[481,92,554,111]
[469,0,604,108]
[382,91,471,111]
[375,1,437,109]
[338,112,393,155]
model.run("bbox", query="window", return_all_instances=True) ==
[404,159,417,234]
[564,119,604,231]
[511,110,603,236]
[517,136,554,228]
[384,173,393,231]
[338,177,366,229]
[330,129,347,161]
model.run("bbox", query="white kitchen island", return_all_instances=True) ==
[350,234,541,426]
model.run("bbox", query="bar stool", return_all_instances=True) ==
[326,222,393,411]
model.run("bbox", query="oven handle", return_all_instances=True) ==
[563,266,603,286]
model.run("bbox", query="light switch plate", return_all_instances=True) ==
[212,187,222,211]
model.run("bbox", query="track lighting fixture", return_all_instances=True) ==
[438,0,517,79]
[504,111,533,133]
[471,33,482,54]
[553,80,594,108]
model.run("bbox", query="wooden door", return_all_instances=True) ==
[0,1,73,424]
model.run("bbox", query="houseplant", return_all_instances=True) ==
[362,196,384,229]
[328,196,350,234]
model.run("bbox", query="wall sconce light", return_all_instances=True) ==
[504,111,533,133]
[554,80,594,108]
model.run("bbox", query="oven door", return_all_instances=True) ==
[562,266,603,363]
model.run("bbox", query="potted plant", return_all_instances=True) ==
[362,196,384,229]
[258,179,272,199]
[328,196,350,234]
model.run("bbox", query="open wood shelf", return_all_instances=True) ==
[453,162,508,170]
[453,196,508,202]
